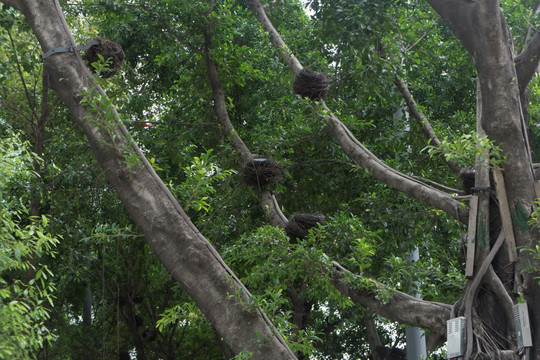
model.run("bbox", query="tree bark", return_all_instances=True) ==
[428,1,540,357]
[323,103,467,223]
[331,263,451,338]
[3,0,296,358]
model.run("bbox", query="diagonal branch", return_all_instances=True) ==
[394,77,463,175]
[247,0,303,75]
[248,0,467,224]
[9,0,296,358]
[515,26,540,91]
[323,104,466,223]
[202,24,287,228]
[332,262,451,338]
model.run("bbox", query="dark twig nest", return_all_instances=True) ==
[285,213,326,241]
[459,168,475,195]
[84,38,125,78]
[293,68,329,100]
[242,158,284,189]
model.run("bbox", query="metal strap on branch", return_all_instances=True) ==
[40,40,100,62]
[470,186,494,194]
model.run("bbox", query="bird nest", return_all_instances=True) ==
[242,158,284,189]
[84,38,125,78]
[293,68,329,100]
[285,213,326,241]
[459,168,475,195]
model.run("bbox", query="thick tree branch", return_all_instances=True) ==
[13,1,295,358]
[394,77,463,175]
[323,103,466,223]
[332,262,451,338]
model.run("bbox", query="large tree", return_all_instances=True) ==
[0,0,539,359]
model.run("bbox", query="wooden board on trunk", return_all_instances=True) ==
[465,196,478,278]
[492,169,517,263]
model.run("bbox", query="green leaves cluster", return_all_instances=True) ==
[168,149,237,213]
[0,133,58,359]
[424,131,506,169]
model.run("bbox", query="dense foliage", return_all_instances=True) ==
[1,0,539,359]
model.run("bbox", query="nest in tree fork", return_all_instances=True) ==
[459,168,476,195]
[293,68,329,100]
[242,158,284,189]
[285,213,326,241]
[84,38,125,78]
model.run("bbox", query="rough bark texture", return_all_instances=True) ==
[428,1,540,358]
[5,0,296,358]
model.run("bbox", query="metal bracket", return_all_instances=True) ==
[40,40,100,62]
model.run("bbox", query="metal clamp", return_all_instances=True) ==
[40,40,100,62]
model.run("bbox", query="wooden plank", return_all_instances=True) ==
[465,196,479,278]
[493,169,518,262]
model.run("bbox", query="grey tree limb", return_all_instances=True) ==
[332,262,451,338]
[248,0,467,224]
[394,77,463,175]
[5,0,296,358]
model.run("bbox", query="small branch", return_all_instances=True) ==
[6,27,40,122]
[247,0,303,75]
[363,313,383,360]
[394,77,463,174]
[515,26,540,91]
[203,27,252,163]
[405,24,436,52]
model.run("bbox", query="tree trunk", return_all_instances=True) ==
[2,0,296,358]
[427,1,540,358]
